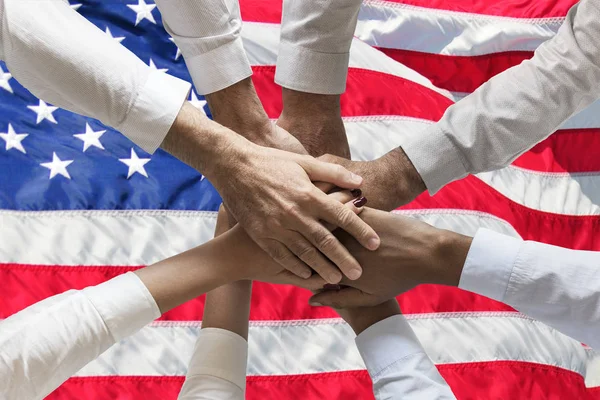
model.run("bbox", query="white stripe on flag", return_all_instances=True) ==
[477,167,600,216]
[0,209,515,266]
[68,313,591,377]
[357,0,561,56]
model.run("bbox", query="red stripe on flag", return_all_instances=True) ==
[377,48,533,93]
[513,129,600,173]
[0,264,513,320]
[403,175,600,250]
[47,362,591,400]
[251,66,452,120]
[371,0,576,18]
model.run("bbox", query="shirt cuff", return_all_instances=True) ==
[275,41,350,95]
[183,36,252,95]
[459,228,523,303]
[83,272,161,342]
[116,70,191,154]
[402,124,469,194]
[186,328,248,392]
[355,315,424,378]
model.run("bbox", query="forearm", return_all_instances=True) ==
[403,0,600,193]
[205,77,271,141]
[160,101,254,181]
[279,89,350,158]
[0,0,190,154]
[202,281,252,340]
[135,229,248,314]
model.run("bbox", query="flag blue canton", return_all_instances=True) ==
[0,0,223,212]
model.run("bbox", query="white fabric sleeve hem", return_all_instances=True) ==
[83,272,161,342]
[183,36,252,95]
[402,124,469,194]
[185,327,248,391]
[459,229,523,302]
[275,41,350,95]
[116,71,191,154]
[355,314,423,377]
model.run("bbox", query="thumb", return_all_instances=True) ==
[300,157,363,189]
[308,287,379,308]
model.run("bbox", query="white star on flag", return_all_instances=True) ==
[105,27,125,44]
[40,152,74,179]
[168,38,182,60]
[28,100,58,124]
[73,123,106,152]
[127,0,157,25]
[148,59,168,73]
[189,91,207,113]
[0,65,13,94]
[70,3,82,11]
[119,148,150,178]
[0,124,28,154]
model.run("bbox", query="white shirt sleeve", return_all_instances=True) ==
[460,229,600,349]
[155,0,252,95]
[0,0,191,154]
[178,328,248,400]
[355,315,456,399]
[0,272,161,400]
[275,0,363,95]
[402,0,600,193]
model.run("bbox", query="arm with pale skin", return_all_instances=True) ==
[0,193,364,400]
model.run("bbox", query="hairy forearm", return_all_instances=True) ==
[205,77,271,140]
[202,281,252,340]
[160,101,251,178]
[279,88,350,158]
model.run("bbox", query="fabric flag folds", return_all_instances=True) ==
[0,0,599,399]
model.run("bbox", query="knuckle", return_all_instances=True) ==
[317,233,338,253]
[296,244,319,262]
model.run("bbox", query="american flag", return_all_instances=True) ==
[1,0,599,398]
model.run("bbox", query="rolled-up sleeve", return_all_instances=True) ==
[178,328,248,399]
[460,228,600,349]
[275,0,363,94]
[156,0,252,95]
[356,315,456,399]
[0,0,191,154]
[403,0,600,193]
[0,272,160,400]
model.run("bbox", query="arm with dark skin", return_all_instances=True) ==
[276,88,425,211]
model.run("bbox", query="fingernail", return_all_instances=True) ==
[353,196,367,207]
[367,237,380,250]
[347,268,362,280]
[350,189,362,198]
[323,284,341,290]
[350,173,362,184]
[301,270,312,279]
[310,302,323,307]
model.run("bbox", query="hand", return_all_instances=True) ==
[277,88,350,158]
[318,148,427,211]
[331,298,401,335]
[308,208,472,308]
[220,190,368,290]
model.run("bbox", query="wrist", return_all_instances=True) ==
[342,301,401,335]
[281,88,341,121]
[433,230,472,287]
[381,147,426,203]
